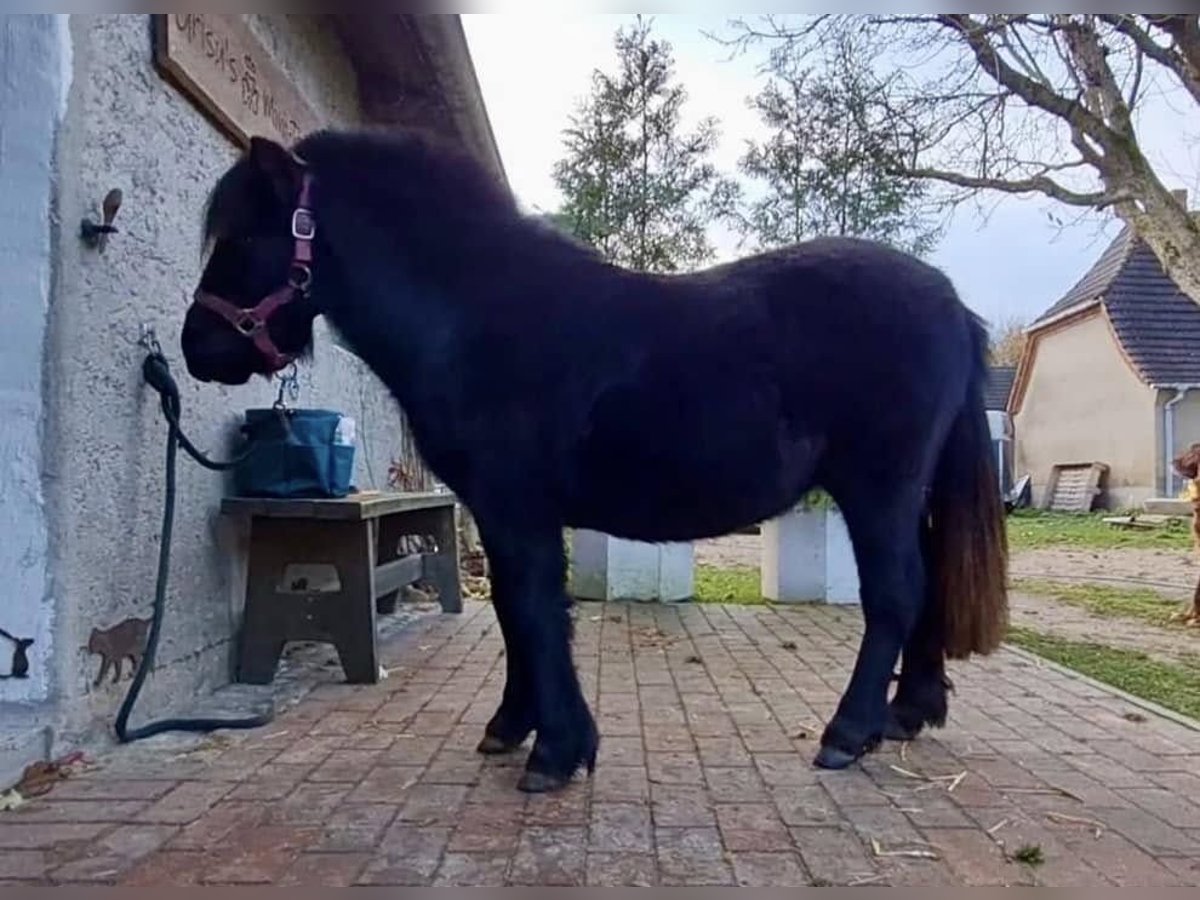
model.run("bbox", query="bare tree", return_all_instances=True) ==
[988,315,1030,367]
[722,15,1200,307]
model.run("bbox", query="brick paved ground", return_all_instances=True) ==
[3,601,1199,886]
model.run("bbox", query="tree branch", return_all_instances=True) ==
[1059,15,1135,136]
[1149,15,1200,73]
[903,165,1130,208]
[1005,24,1053,88]
[936,15,1117,148]
[1069,121,1104,166]
[1102,14,1200,107]
[1129,37,1146,110]
[1047,24,1091,103]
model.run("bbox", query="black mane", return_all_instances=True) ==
[204,126,602,278]
[300,127,518,217]
[293,128,604,282]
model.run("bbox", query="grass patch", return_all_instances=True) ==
[1010,844,1045,867]
[1006,509,1191,551]
[1014,579,1188,628]
[694,565,767,605]
[1006,626,1200,720]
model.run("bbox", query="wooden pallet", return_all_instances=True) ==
[1043,462,1108,513]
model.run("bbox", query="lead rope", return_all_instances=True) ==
[115,332,274,742]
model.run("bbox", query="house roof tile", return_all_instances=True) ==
[1031,226,1200,385]
[984,366,1016,411]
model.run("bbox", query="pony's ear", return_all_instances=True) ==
[248,136,301,205]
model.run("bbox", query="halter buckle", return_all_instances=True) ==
[291,208,316,240]
[288,264,313,291]
[234,312,263,336]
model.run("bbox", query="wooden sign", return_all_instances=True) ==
[153,14,321,148]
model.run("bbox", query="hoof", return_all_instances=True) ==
[517,769,572,794]
[477,733,524,755]
[883,708,922,742]
[813,744,862,770]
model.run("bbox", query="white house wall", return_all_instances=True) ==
[35,15,423,745]
[1014,312,1158,509]
[0,15,72,707]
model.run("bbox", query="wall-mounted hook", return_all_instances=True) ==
[80,188,123,252]
[137,323,162,356]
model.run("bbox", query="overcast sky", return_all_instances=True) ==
[462,14,1197,328]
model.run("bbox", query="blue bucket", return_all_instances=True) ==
[233,408,356,499]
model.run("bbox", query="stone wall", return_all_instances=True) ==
[0,15,71,716]
[28,14,426,746]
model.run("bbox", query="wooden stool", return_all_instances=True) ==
[221,491,462,685]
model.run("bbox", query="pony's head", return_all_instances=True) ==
[182,136,321,385]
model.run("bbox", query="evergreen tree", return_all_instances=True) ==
[552,16,737,272]
[738,36,941,255]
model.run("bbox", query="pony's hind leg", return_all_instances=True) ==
[815,488,926,770]
[476,517,598,792]
[884,574,951,742]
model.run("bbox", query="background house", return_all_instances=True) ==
[1011,195,1200,510]
[1,14,500,785]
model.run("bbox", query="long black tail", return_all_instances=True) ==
[925,314,1009,659]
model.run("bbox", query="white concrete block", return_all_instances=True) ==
[823,510,860,604]
[569,530,694,602]
[761,508,825,602]
[761,507,860,605]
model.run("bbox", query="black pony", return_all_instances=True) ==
[181,129,1008,793]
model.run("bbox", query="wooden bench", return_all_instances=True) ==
[221,491,462,685]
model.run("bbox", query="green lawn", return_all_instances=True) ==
[693,565,767,605]
[1014,579,1190,628]
[1006,627,1200,720]
[1006,509,1192,551]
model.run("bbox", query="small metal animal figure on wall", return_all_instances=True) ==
[0,627,34,680]
[87,617,151,687]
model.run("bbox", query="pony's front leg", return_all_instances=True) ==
[476,563,535,755]
[479,521,598,793]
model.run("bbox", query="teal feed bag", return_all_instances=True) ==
[233,408,356,499]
